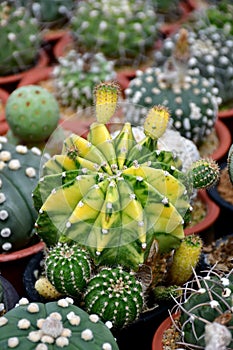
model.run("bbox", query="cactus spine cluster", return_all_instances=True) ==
[0,297,120,349]
[173,269,233,349]
[0,2,41,76]
[5,85,60,145]
[70,0,158,66]
[0,137,41,253]
[126,28,219,145]
[52,50,116,112]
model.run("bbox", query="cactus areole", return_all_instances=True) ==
[33,82,220,271]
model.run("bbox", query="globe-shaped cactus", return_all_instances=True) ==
[0,2,41,76]
[33,81,220,272]
[126,29,219,145]
[70,0,158,66]
[0,297,119,349]
[52,50,116,111]
[0,137,41,253]
[5,85,60,145]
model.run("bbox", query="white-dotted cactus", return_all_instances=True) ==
[0,137,41,253]
[0,297,119,349]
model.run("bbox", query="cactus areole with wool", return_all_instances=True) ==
[33,82,219,271]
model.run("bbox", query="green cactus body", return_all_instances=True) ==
[0,297,119,349]
[5,85,60,144]
[125,66,219,145]
[70,0,158,66]
[178,270,233,348]
[45,242,91,298]
[0,3,41,76]
[52,50,116,110]
[227,143,233,185]
[84,266,144,329]
[0,137,41,253]
[188,159,220,189]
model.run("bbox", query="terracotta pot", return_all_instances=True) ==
[0,87,9,135]
[151,313,179,350]
[42,29,70,44]
[184,190,220,244]
[211,119,232,163]
[53,31,74,60]
[0,49,49,88]
[18,66,54,87]
[0,240,45,298]
[218,108,233,140]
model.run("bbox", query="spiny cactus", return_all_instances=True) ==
[70,0,158,66]
[188,158,220,189]
[33,81,220,274]
[227,143,233,185]
[0,297,120,349]
[154,26,233,107]
[84,266,144,329]
[0,2,41,76]
[5,85,60,145]
[126,28,219,145]
[52,50,116,111]
[172,268,233,349]
[45,242,91,299]
[0,137,42,253]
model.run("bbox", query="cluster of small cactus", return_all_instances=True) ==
[12,0,75,28]
[5,85,60,146]
[172,268,233,349]
[32,81,220,328]
[70,0,158,66]
[0,137,42,253]
[154,25,233,107]
[52,50,116,111]
[0,2,41,76]
[126,28,220,145]
[0,297,120,349]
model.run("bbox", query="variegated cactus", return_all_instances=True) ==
[33,81,219,275]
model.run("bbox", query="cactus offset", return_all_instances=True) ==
[0,297,119,349]
[173,268,233,348]
[188,158,220,189]
[0,137,41,253]
[5,85,60,145]
[35,276,62,300]
[0,2,41,76]
[45,242,91,298]
[84,266,144,329]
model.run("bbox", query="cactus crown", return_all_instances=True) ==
[70,0,158,66]
[0,2,41,76]
[172,268,233,349]
[0,297,120,349]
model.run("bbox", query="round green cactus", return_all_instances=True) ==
[84,266,144,329]
[0,297,120,349]
[126,29,219,145]
[52,50,116,111]
[188,158,220,189]
[45,242,91,298]
[175,269,233,348]
[70,0,158,66]
[0,137,41,253]
[0,2,41,76]
[33,82,219,273]
[5,85,60,144]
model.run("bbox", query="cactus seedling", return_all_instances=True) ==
[5,85,60,145]
[0,297,120,349]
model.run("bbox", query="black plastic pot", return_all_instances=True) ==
[0,275,19,312]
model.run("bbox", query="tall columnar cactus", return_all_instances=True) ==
[154,26,233,106]
[126,28,219,145]
[70,0,158,66]
[0,2,41,76]
[5,85,60,145]
[84,266,144,329]
[0,297,120,349]
[52,50,116,111]
[0,137,41,253]
[173,269,233,349]
[33,81,220,274]
[45,242,91,298]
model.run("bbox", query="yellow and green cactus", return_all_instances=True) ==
[33,81,220,273]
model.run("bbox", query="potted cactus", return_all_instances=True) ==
[152,267,233,349]
[70,0,159,67]
[0,296,120,349]
[0,2,48,86]
[26,81,220,336]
